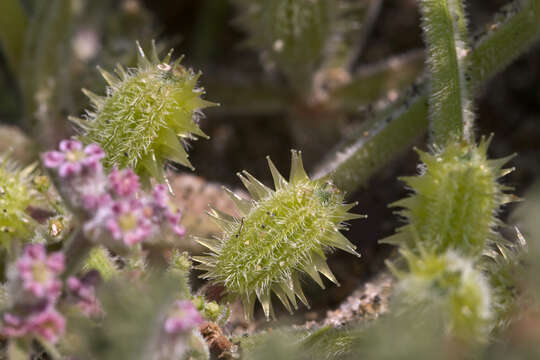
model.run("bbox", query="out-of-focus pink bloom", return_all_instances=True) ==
[67,272,102,317]
[82,193,112,212]
[16,244,64,300]
[109,167,140,197]
[164,300,203,335]
[2,307,66,344]
[105,199,155,246]
[26,307,66,344]
[42,140,104,177]
[151,184,186,237]
[1,313,29,338]
[153,184,170,208]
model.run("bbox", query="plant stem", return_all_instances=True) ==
[313,84,429,192]
[0,0,27,75]
[322,0,383,71]
[315,0,540,193]
[469,0,540,87]
[418,0,474,145]
[62,227,93,278]
[330,50,425,113]
[21,0,75,148]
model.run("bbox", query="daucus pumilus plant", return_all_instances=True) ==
[0,0,539,359]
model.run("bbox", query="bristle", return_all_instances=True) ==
[97,66,119,87]
[241,171,272,199]
[193,237,222,253]
[267,156,288,190]
[222,187,252,216]
[289,150,308,184]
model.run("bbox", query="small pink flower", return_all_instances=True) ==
[42,140,104,177]
[153,184,170,208]
[1,313,29,338]
[66,271,102,317]
[105,199,155,246]
[109,167,140,197]
[151,184,186,237]
[164,300,203,335]
[82,193,112,212]
[26,307,66,343]
[16,244,64,300]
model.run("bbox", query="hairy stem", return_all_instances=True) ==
[419,0,474,145]
[315,0,540,193]
[469,0,540,86]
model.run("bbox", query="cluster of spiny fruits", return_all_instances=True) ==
[0,4,532,354]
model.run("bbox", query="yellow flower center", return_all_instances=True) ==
[65,150,86,163]
[32,262,51,283]
[118,212,137,231]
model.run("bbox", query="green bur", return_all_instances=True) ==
[384,138,515,257]
[73,41,216,183]
[194,150,364,320]
[233,0,331,84]
[0,156,40,249]
[393,250,492,342]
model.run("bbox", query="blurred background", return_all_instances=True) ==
[1,0,539,325]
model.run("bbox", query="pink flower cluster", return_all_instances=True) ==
[42,140,104,178]
[85,167,186,246]
[16,244,64,300]
[3,308,65,343]
[2,244,66,343]
[164,300,203,336]
[43,140,186,247]
[67,270,102,317]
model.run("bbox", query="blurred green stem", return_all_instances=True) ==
[21,0,74,148]
[209,51,424,118]
[62,227,93,278]
[0,0,27,75]
[330,50,425,113]
[316,0,540,193]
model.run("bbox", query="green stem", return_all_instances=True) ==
[330,50,425,113]
[62,227,93,278]
[322,0,383,71]
[37,338,62,360]
[205,74,291,117]
[419,0,474,146]
[314,84,429,192]
[0,0,27,75]
[469,0,540,86]
[21,0,75,147]
[315,0,540,193]
[209,51,424,118]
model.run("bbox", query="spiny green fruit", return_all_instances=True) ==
[384,137,515,257]
[72,41,215,183]
[233,0,332,82]
[193,150,364,320]
[0,156,41,249]
[481,227,526,330]
[392,250,492,342]
[84,246,119,281]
